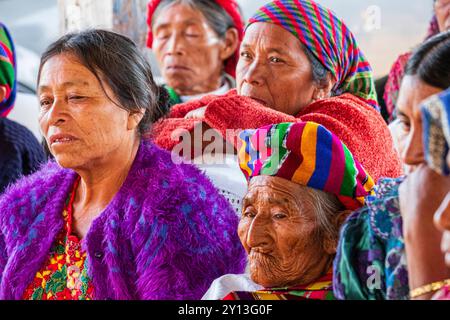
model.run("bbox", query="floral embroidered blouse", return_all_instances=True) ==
[23,178,95,300]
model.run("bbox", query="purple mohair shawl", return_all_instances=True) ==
[0,140,246,300]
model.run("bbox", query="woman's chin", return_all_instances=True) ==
[53,154,83,169]
[249,263,288,288]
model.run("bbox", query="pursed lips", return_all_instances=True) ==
[249,247,273,257]
[165,64,191,72]
[49,133,78,146]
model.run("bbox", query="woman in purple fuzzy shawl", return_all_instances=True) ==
[0,29,246,300]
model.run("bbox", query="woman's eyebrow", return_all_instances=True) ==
[155,19,202,30]
[240,43,285,54]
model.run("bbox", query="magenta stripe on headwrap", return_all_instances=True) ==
[323,133,345,194]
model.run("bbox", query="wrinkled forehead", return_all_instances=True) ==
[245,176,306,204]
[38,54,102,93]
[242,22,302,54]
[153,2,209,29]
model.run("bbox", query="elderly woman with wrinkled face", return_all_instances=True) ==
[146,0,243,106]
[202,122,375,300]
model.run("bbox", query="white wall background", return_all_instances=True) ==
[0,0,435,83]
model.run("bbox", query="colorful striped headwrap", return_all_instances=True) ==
[238,122,375,210]
[422,89,450,176]
[0,23,16,117]
[146,0,244,78]
[248,0,378,110]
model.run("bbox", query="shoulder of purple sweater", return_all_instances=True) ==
[0,161,73,231]
[128,142,245,300]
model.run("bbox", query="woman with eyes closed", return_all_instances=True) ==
[0,29,246,300]
[146,0,243,107]
[151,0,402,186]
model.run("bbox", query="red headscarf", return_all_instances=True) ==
[146,0,244,78]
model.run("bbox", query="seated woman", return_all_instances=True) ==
[151,0,402,184]
[0,29,246,300]
[398,88,450,300]
[333,31,450,300]
[203,121,375,300]
[0,22,45,194]
[146,0,243,106]
[429,91,450,300]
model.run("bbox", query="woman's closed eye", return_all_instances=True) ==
[68,95,88,102]
[185,33,200,38]
[155,29,171,40]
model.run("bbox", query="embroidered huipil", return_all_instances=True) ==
[23,178,94,300]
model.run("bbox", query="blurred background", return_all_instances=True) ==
[0,0,434,138]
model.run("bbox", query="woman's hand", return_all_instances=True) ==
[185,106,207,119]
[399,164,450,299]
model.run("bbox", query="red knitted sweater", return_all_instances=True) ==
[150,90,403,182]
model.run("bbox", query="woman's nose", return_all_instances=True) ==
[402,128,425,167]
[166,33,184,56]
[45,98,68,127]
[242,61,265,87]
[434,193,450,231]
[246,215,271,249]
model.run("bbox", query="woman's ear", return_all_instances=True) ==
[311,73,336,102]
[323,209,352,255]
[0,86,7,102]
[219,28,239,62]
[335,209,352,227]
[127,110,145,131]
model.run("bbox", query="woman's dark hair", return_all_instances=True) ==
[302,45,330,86]
[300,44,335,95]
[405,30,450,89]
[38,29,170,135]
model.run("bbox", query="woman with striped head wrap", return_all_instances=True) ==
[203,121,374,300]
[0,23,45,194]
